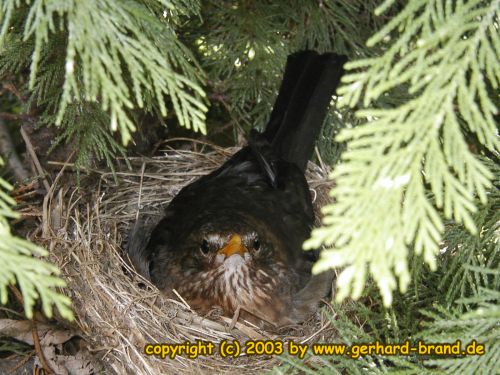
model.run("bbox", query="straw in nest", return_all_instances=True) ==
[38,139,339,374]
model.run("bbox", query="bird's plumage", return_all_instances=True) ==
[127,50,347,327]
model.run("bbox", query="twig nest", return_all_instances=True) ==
[39,140,336,374]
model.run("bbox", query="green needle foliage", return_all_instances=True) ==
[0,0,208,148]
[188,1,376,132]
[306,0,499,306]
[0,158,73,320]
[281,166,498,373]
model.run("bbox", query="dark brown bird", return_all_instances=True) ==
[127,51,347,327]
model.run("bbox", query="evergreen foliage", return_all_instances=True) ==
[280,164,498,373]
[0,158,73,320]
[306,0,499,306]
[0,0,207,151]
[187,1,378,133]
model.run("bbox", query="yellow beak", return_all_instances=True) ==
[218,234,247,257]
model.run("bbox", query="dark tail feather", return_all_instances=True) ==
[263,51,319,141]
[265,51,347,171]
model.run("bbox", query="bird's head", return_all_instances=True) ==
[176,222,287,280]
[197,232,260,268]
[149,217,295,320]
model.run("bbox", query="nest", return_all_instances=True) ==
[36,139,339,374]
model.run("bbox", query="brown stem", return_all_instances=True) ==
[19,126,51,193]
[31,320,54,375]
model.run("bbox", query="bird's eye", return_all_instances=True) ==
[253,238,261,251]
[200,239,210,255]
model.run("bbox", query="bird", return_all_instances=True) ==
[127,50,347,327]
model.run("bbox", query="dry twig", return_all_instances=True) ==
[32,139,337,374]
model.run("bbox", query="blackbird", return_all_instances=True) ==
[127,51,347,327]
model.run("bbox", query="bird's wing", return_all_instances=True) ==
[248,129,278,188]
